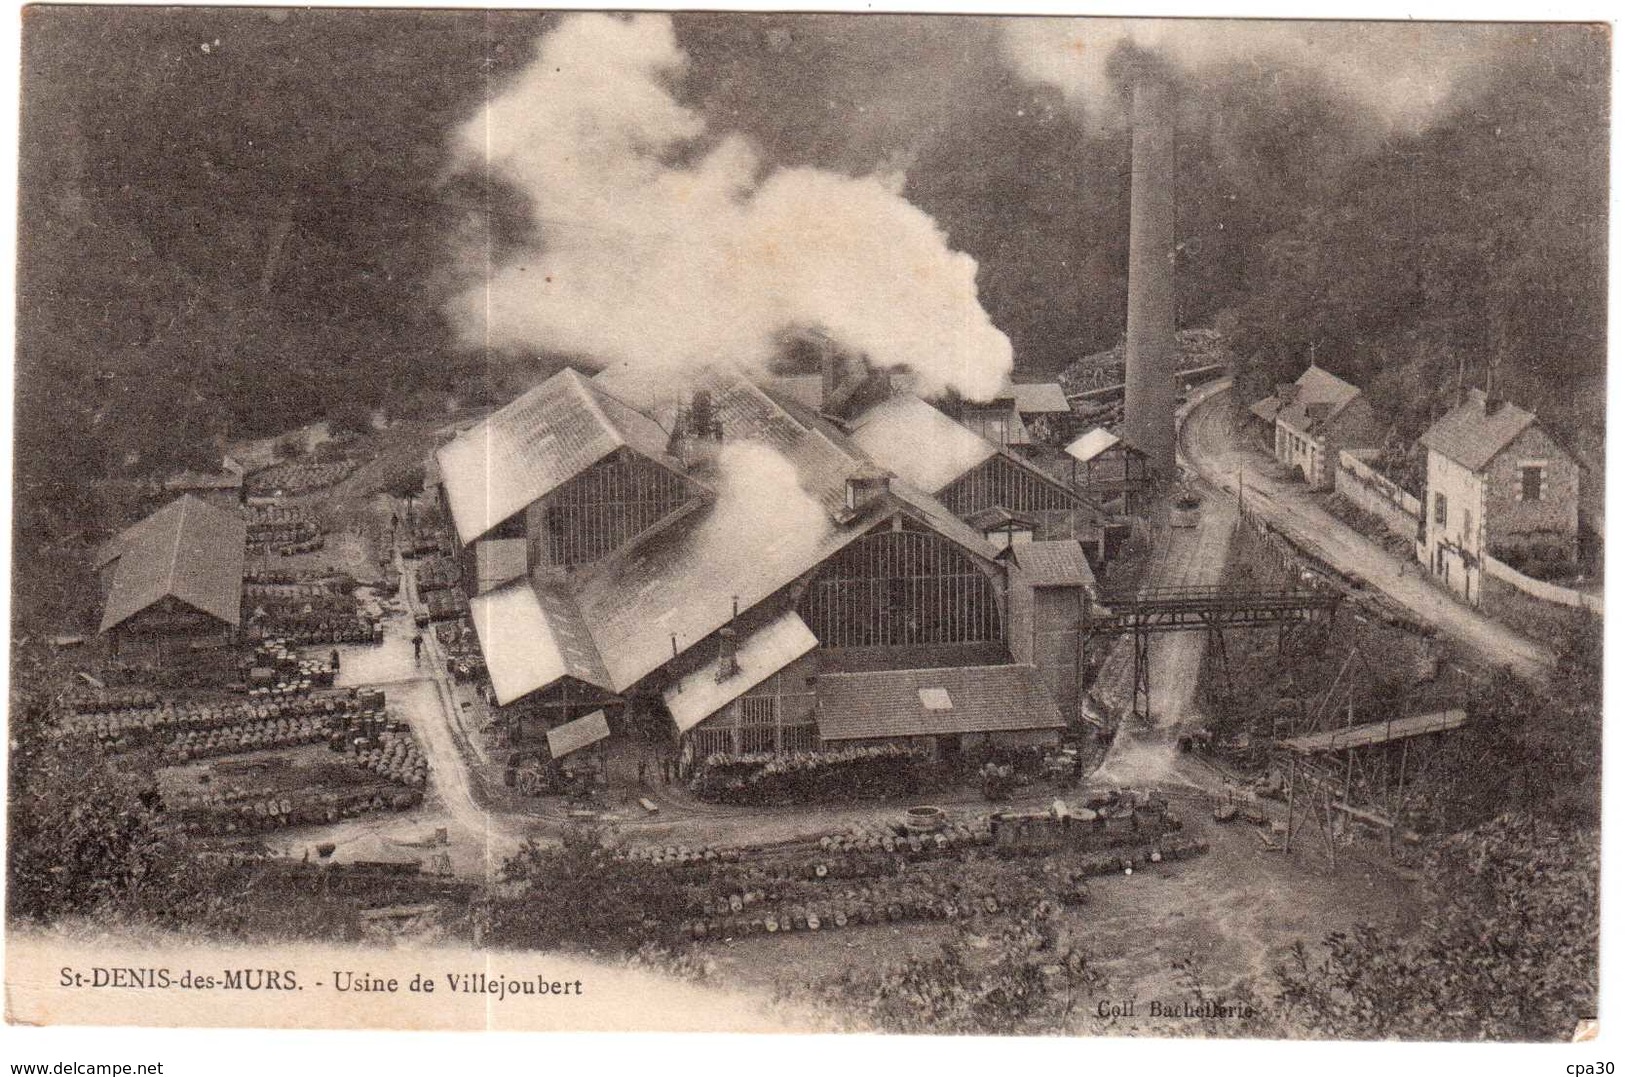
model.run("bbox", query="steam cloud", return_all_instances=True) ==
[1002,18,1510,132]
[449,13,1014,401]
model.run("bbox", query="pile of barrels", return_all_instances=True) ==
[676,860,1072,942]
[252,612,381,646]
[277,535,327,557]
[246,461,355,497]
[613,802,1213,944]
[249,519,322,548]
[164,783,424,834]
[416,557,460,593]
[405,524,454,559]
[245,568,348,587]
[61,688,159,713]
[62,692,385,750]
[164,713,336,763]
[351,729,430,788]
[244,586,356,617]
[424,589,467,623]
[248,639,338,694]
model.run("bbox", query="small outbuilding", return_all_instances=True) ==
[95,495,246,663]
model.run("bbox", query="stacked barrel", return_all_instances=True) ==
[611,798,1208,944]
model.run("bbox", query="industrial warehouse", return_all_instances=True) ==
[8,8,1604,1048]
[437,355,1112,781]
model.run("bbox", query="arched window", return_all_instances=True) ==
[798,530,1001,648]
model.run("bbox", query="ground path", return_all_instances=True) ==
[1181,382,1553,681]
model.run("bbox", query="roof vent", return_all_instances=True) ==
[845,470,890,512]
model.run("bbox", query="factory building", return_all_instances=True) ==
[436,362,1103,767]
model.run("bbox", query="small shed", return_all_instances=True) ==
[96,495,246,663]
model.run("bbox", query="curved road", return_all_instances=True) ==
[1182,382,1553,681]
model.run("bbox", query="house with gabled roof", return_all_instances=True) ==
[1416,388,1580,606]
[95,495,246,663]
[1250,364,1380,489]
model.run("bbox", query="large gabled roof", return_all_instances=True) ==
[567,475,1002,695]
[1418,388,1549,472]
[98,495,246,633]
[469,576,612,705]
[847,393,998,494]
[816,664,1064,741]
[435,367,686,545]
[454,367,1017,704]
[1277,364,1364,435]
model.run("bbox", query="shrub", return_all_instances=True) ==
[485,838,686,954]
[689,744,935,805]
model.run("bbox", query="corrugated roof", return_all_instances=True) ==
[848,394,998,493]
[99,495,246,633]
[707,375,863,515]
[1418,389,1541,472]
[766,374,826,411]
[435,368,685,544]
[1249,396,1284,424]
[457,367,1010,701]
[816,664,1065,741]
[663,611,818,733]
[1064,427,1121,464]
[469,577,611,705]
[1011,540,1097,589]
[546,710,611,758]
[1003,381,1072,414]
[1277,365,1363,434]
[473,538,529,594]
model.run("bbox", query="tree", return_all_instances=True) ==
[1268,814,1597,1040]
[6,691,171,922]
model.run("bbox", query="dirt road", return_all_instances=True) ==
[1182,383,1553,680]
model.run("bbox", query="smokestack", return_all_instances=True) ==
[1123,69,1179,485]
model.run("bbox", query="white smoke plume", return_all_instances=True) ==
[449,13,1013,401]
[1002,18,1510,132]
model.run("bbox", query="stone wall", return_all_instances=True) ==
[1335,450,1421,542]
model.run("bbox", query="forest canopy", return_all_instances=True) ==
[15,12,1607,523]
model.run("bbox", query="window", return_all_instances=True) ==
[1520,465,1544,503]
[1434,492,1448,525]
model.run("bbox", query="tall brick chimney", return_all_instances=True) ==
[1123,70,1179,485]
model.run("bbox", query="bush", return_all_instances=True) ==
[689,744,934,805]
[486,838,686,953]
[803,911,1102,1034]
